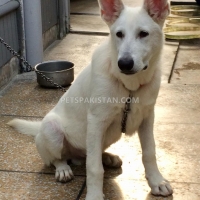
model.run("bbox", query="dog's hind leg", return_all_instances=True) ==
[102,152,122,168]
[35,113,74,182]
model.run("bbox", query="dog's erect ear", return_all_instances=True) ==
[98,0,124,25]
[143,0,170,24]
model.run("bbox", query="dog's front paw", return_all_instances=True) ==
[102,152,122,168]
[55,163,74,182]
[147,174,173,197]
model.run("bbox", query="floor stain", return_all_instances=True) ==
[177,62,200,71]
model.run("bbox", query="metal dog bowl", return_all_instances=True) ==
[35,61,74,88]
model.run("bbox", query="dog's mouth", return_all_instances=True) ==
[143,65,148,70]
[120,66,148,75]
[120,70,136,75]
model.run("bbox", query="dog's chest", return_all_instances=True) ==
[120,93,154,135]
[124,104,147,135]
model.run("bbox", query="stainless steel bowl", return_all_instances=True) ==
[35,61,74,88]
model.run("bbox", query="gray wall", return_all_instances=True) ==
[0,0,70,89]
[0,0,60,69]
[41,0,58,34]
[41,0,59,50]
[0,1,19,68]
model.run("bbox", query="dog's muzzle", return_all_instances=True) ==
[121,65,148,75]
[118,58,148,75]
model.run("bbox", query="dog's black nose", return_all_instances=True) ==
[118,58,134,71]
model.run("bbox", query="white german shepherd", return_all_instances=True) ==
[8,0,173,199]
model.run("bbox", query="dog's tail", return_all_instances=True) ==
[7,119,42,137]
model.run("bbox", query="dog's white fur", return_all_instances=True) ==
[8,0,173,199]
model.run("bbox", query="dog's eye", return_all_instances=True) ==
[116,31,124,38]
[139,31,149,38]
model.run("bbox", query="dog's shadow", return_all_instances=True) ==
[104,165,123,178]
[145,193,173,200]
[37,164,124,199]
[38,165,174,200]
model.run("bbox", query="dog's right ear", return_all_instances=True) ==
[98,0,124,25]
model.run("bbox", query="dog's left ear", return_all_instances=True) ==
[143,0,170,25]
[98,0,124,25]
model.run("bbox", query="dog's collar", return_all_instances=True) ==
[121,84,145,133]
[121,91,133,133]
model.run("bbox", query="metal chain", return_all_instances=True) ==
[0,37,67,92]
[121,93,132,133]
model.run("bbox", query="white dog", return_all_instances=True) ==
[8,0,173,199]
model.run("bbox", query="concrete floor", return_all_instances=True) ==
[1,0,200,199]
